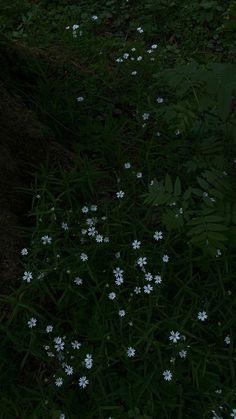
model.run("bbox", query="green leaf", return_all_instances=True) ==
[174,177,181,196]
[197,177,209,190]
[203,215,224,222]
[207,232,228,241]
[165,174,173,194]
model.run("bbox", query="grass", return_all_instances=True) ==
[1,0,236,418]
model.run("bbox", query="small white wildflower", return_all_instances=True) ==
[134,286,141,294]
[96,234,103,243]
[116,58,123,63]
[216,249,222,257]
[71,340,81,349]
[59,414,65,419]
[156,97,164,103]
[115,276,124,286]
[46,325,53,333]
[145,272,153,281]
[147,49,153,54]
[169,331,181,343]
[80,253,88,262]
[108,292,116,300]
[28,317,37,328]
[84,354,93,369]
[23,271,33,283]
[175,129,181,135]
[137,27,144,33]
[136,172,142,178]
[115,252,121,259]
[127,347,135,357]
[64,364,73,375]
[154,275,162,284]
[163,370,172,381]
[224,335,231,345]
[231,409,236,418]
[137,257,147,268]
[215,389,222,394]
[118,309,126,317]
[61,222,69,231]
[131,47,136,52]
[81,229,87,235]
[197,311,208,321]
[90,204,97,211]
[82,206,89,213]
[156,131,161,136]
[77,96,84,102]
[87,226,97,237]
[131,71,138,75]
[55,377,63,387]
[123,53,129,59]
[142,112,149,120]
[104,236,110,243]
[154,231,163,241]
[36,194,41,199]
[21,248,28,256]
[91,15,98,20]
[179,349,187,358]
[132,240,141,249]
[137,56,143,61]
[79,376,89,389]
[162,254,169,263]
[116,190,125,198]
[72,24,79,30]
[124,162,131,169]
[54,337,65,352]
[41,235,52,245]
[143,284,153,294]
[74,277,83,285]
[151,44,158,49]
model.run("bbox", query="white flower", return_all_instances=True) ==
[116,190,125,198]
[118,309,126,317]
[23,271,33,283]
[169,331,181,343]
[142,112,149,120]
[216,249,222,257]
[154,231,163,241]
[64,364,73,375]
[175,129,181,135]
[28,317,37,328]
[137,56,143,61]
[123,53,129,59]
[156,97,164,103]
[145,272,153,281]
[79,376,89,388]
[55,377,63,387]
[124,162,131,169]
[132,240,141,249]
[179,349,187,358]
[224,335,231,345]
[134,286,141,294]
[115,276,124,286]
[54,337,65,352]
[137,27,144,33]
[151,44,158,49]
[127,346,135,357]
[163,370,172,381]
[21,248,28,256]
[137,257,147,268]
[116,58,123,63]
[74,277,83,285]
[72,24,79,30]
[156,131,161,136]
[81,229,87,235]
[71,340,81,349]
[80,253,88,262]
[197,311,208,321]
[84,353,93,369]
[113,267,123,277]
[88,226,97,236]
[77,96,84,103]
[91,15,98,20]
[143,284,153,294]
[82,206,89,213]
[41,235,52,245]
[108,292,116,300]
[136,172,142,178]
[96,234,103,243]
[131,71,138,75]
[154,275,162,284]
[90,204,97,211]
[61,222,69,231]
[59,414,65,419]
[131,47,136,52]
[46,325,53,333]
[162,254,169,263]
[104,236,109,243]
[231,409,236,419]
